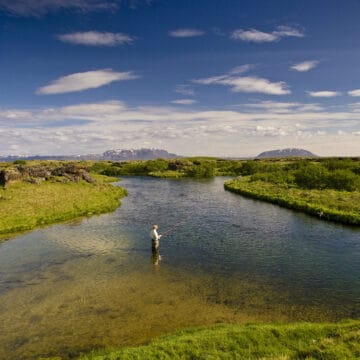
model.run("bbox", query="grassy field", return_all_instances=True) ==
[0,174,126,238]
[225,177,360,225]
[79,321,360,360]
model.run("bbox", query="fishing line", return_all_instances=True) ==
[161,215,190,237]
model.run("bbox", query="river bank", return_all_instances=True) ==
[225,177,360,225]
[0,165,126,238]
[80,320,360,360]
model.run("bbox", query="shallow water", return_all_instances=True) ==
[0,177,359,359]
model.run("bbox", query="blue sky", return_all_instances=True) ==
[1,0,360,156]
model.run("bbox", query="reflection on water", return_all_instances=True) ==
[0,177,359,359]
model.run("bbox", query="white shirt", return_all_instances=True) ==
[150,229,161,240]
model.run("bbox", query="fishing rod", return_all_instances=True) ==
[161,215,190,237]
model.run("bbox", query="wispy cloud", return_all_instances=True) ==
[348,89,360,97]
[169,28,205,38]
[174,85,195,96]
[171,99,197,105]
[0,0,152,16]
[244,101,323,113]
[194,68,290,95]
[0,0,118,17]
[37,69,139,95]
[307,91,341,98]
[229,64,254,75]
[291,60,319,72]
[231,25,304,43]
[58,31,135,46]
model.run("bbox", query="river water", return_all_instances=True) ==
[0,177,359,359]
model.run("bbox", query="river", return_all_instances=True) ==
[0,177,359,359]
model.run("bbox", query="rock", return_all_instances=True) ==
[25,177,43,185]
[0,163,95,187]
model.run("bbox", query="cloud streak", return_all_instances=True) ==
[174,85,195,96]
[58,31,136,46]
[169,28,205,38]
[307,91,341,98]
[194,68,290,95]
[36,69,139,95]
[171,99,197,105]
[231,25,304,43]
[0,0,118,16]
[291,60,319,72]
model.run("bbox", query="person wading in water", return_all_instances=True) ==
[150,224,162,250]
[150,224,162,266]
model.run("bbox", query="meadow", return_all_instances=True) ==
[0,163,127,237]
[80,321,360,360]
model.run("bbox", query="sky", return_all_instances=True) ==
[1,0,360,157]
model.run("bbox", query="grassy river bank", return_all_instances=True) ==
[0,164,126,238]
[79,321,359,360]
[224,177,360,225]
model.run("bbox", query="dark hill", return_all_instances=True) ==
[257,148,316,159]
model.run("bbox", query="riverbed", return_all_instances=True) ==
[0,177,359,359]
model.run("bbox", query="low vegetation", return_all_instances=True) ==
[80,321,360,360]
[0,161,127,238]
[91,157,242,178]
[225,158,360,225]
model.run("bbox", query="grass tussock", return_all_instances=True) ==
[0,174,126,237]
[225,178,360,225]
[79,321,360,360]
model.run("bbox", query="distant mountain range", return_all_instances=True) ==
[257,148,316,158]
[0,148,179,162]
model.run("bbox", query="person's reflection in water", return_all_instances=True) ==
[151,246,162,268]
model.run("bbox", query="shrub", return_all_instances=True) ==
[326,169,359,191]
[294,163,329,189]
[13,159,27,165]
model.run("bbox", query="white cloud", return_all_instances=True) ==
[307,91,341,98]
[171,99,197,105]
[194,72,290,95]
[291,60,319,72]
[169,28,205,38]
[36,69,138,95]
[2,100,360,157]
[348,89,360,97]
[58,31,135,46]
[231,25,304,43]
[231,29,277,42]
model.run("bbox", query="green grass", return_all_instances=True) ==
[225,177,360,225]
[0,174,127,238]
[149,170,187,178]
[79,321,360,360]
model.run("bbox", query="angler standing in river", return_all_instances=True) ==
[150,224,162,250]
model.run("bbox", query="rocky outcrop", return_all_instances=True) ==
[0,163,95,188]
